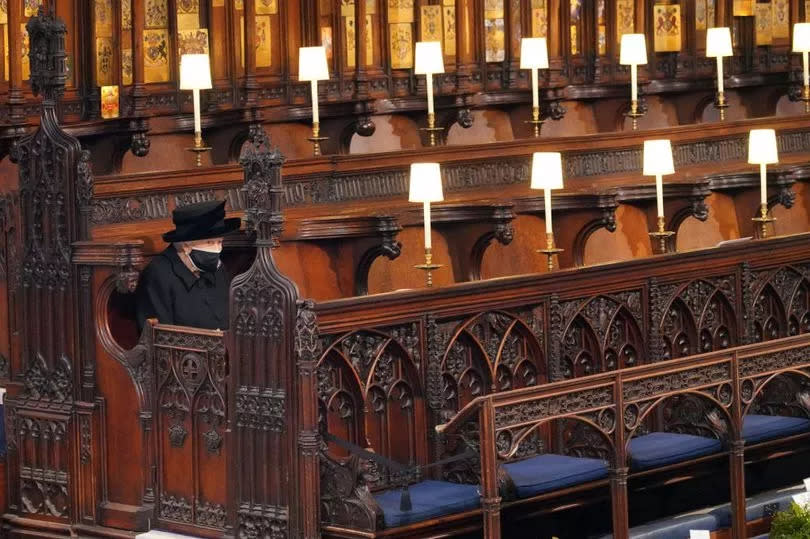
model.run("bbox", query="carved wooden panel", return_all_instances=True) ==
[750,265,810,342]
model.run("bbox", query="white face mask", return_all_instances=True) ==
[186,240,223,254]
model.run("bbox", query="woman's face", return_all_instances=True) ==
[182,238,223,253]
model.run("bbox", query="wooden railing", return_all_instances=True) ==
[436,334,810,539]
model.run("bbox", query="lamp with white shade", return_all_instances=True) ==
[706,27,733,120]
[409,163,444,286]
[643,139,676,253]
[299,46,330,156]
[520,38,549,138]
[748,128,779,238]
[414,41,445,146]
[530,152,564,271]
[793,23,810,112]
[179,53,212,167]
[620,34,647,130]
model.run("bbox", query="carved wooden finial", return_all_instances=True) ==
[239,124,285,246]
[26,7,67,104]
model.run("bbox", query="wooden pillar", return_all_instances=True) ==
[548,0,560,57]
[355,0,369,99]
[8,0,24,124]
[243,0,258,105]
[456,0,475,90]
[716,0,727,25]
[729,351,746,539]
[611,376,630,539]
[479,400,502,539]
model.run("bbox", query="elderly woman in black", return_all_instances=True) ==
[135,199,240,332]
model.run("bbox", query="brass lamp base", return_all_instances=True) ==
[186,133,211,167]
[524,106,544,138]
[537,236,563,272]
[715,91,729,121]
[414,248,443,288]
[419,112,443,147]
[308,122,328,156]
[752,203,776,238]
[800,85,810,114]
[648,216,675,254]
[626,99,644,131]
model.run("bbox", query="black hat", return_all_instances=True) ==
[162,200,241,243]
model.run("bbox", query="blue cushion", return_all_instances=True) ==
[710,484,806,527]
[501,453,609,499]
[628,432,722,470]
[597,508,720,539]
[742,414,810,445]
[372,480,480,528]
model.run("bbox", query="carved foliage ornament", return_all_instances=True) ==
[26,7,67,102]
[239,125,285,244]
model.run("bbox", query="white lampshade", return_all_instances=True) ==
[793,23,810,52]
[748,129,779,165]
[706,27,733,57]
[414,41,445,74]
[298,46,329,81]
[643,140,675,176]
[179,54,212,90]
[530,152,564,190]
[520,38,549,69]
[409,163,444,202]
[620,34,647,66]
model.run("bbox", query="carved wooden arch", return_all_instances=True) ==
[316,340,368,452]
[749,266,810,342]
[661,297,699,360]
[561,295,645,378]
[693,94,718,124]
[659,278,738,358]
[503,414,616,462]
[741,369,810,418]
[572,204,618,267]
[625,389,737,447]
[667,196,710,252]
[442,310,546,394]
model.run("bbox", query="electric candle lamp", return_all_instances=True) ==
[520,37,549,138]
[643,139,676,253]
[409,163,444,286]
[793,23,810,112]
[706,27,733,120]
[620,34,647,130]
[414,41,445,146]
[530,152,564,271]
[179,54,212,167]
[298,46,330,156]
[748,129,779,237]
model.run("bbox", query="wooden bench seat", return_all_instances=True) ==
[502,454,609,499]
[742,414,810,445]
[628,433,723,471]
[372,480,481,528]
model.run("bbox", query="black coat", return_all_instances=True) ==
[135,247,230,332]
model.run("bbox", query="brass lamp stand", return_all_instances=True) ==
[801,85,810,114]
[626,99,644,131]
[526,106,544,138]
[414,248,443,288]
[751,203,776,238]
[649,215,675,254]
[537,235,563,271]
[186,132,211,167]
[419,113,443,147]
[307,122,328,156]
[715,91,729,121]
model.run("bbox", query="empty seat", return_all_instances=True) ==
[502,453,609,499]
[628,432,722,470]
[372,480,481,528]
[741,414,810,445]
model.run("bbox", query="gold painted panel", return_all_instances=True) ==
[696,0,707,30]
[341,0,354,17]
[653,3,681,52]
[617,0,634,40]
[755,2,773,45]
[256,0,278,14]
[255,15,271,67]
[122,48,133,85]
[321,26,333,61]
[178,14,199,30]
[143,28,170,83]
[212,0,224,6]
[3,25,8,82]
[485,18,504,62]
[733,0,753,16]
[95,0,113,37]
[24,0,40,17]
[444,6,456,55]
[597,0,605,55]
[101,85,119,119]
[177,0,198,13]
[388,0,413,23]
[346,15,356,67]
[421,5,442,41]
[96,37,114,85]
[366,0,377,15]
[0,0,6,25]
[122,0,132,30]
[145,0,169,29]
[365,14,373,65]
[178,28,209,56]
[532,8,547,37]
[389,22,413,68]
[772,0,789,39]
[806,0,810,21]
[484,0,503,19]
[235,0,243,9]
[707,0,715,29]
[21,24,29,80]
[570,24,577,54]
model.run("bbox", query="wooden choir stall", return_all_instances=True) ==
[3,1,810,539]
